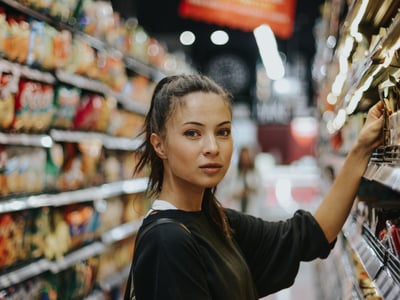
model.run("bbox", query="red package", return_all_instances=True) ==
[386,220,400,257]
[13,79,55,132]
[73,93,114,132]
[0,213,14,269]
[73,93,103,131]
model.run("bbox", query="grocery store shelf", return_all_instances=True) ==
[343,216,400,298]
[0,259,49,290]
[0,219,141,289]
[50,129,143,150]
[0,130,143,150]
[364,163,400,192]
[0,0,167,80]
[0,59,56,84]
[0,242,105,288]
[47,242,106,273]
[98,265,130,292]
[0,132,53,148]
[55,70,150,114]
[0,177,148,213]
[102,220,142,245]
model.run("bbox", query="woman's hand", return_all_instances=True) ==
[355,101,385,152]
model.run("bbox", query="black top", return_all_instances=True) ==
[131,208,334,299]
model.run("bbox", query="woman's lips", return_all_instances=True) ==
[200,163,223,175]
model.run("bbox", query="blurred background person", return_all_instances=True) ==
[218,146,266,216]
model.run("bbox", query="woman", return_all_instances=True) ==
[125,74,384,299]
[220,146,265,215]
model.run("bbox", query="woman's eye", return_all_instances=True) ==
[218,128,231,137]
[184,130,200,137]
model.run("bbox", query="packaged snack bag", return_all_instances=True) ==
[44,208,71,261]
[64,38,96,76]
[78,140,103,186]
[0,213,14,268]
[97,196,124,234]
[11,210,32,263]
[49,0,79,22]
[0,8,8,54]
[73,93,114,132]
[107,108,144,138]
[53,29,72,69]
[96,51,127,92]
[40,24,58,70]
[52,84,81,129]
[44,143,64,191]
[57,142,85,190]
[31,207,52,259]
[32,83,55,132]
[13,79,41,131]
[27,20,45,67]
[14,79,55,132]
[64,204,94,249]
[4,16,30,64]
[0,72,16,129]
[23,147,47,193]
[4,147,23,195]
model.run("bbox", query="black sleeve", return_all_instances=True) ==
[225,209,335,296]
[133,222,211,300]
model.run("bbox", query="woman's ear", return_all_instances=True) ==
[150,133,167,159]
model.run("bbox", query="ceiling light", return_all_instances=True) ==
[210,30,229,45]
[180,31,196,46]
[253,24,285,80]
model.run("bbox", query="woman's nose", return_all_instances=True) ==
[203,134,219,155]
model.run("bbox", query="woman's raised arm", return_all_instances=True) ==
[314,101,384,243]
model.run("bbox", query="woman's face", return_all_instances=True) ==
[154,91,233,190]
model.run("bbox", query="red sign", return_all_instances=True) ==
[178,0,297,39]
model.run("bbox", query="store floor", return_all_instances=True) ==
[261,261,319,300]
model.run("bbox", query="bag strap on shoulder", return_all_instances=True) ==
[134,217,191,250]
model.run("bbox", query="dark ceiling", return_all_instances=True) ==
[111,0,325,105]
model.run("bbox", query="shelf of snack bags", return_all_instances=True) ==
[0,127,149,297]
[0,1,189,298]
[0,0,187,79]
[0,192,149,297]
[0,0,192,118]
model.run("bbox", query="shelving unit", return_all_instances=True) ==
[0,217,142,289]
[0,0,168,81]
[315,0,400,298]
[0,0,189,298]
[342,216,400,299]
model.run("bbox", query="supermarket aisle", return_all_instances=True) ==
[259,199,320,300]
[219,155,325,300]
[258,157,323,300]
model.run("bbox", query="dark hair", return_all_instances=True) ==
[134,74,233,238]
